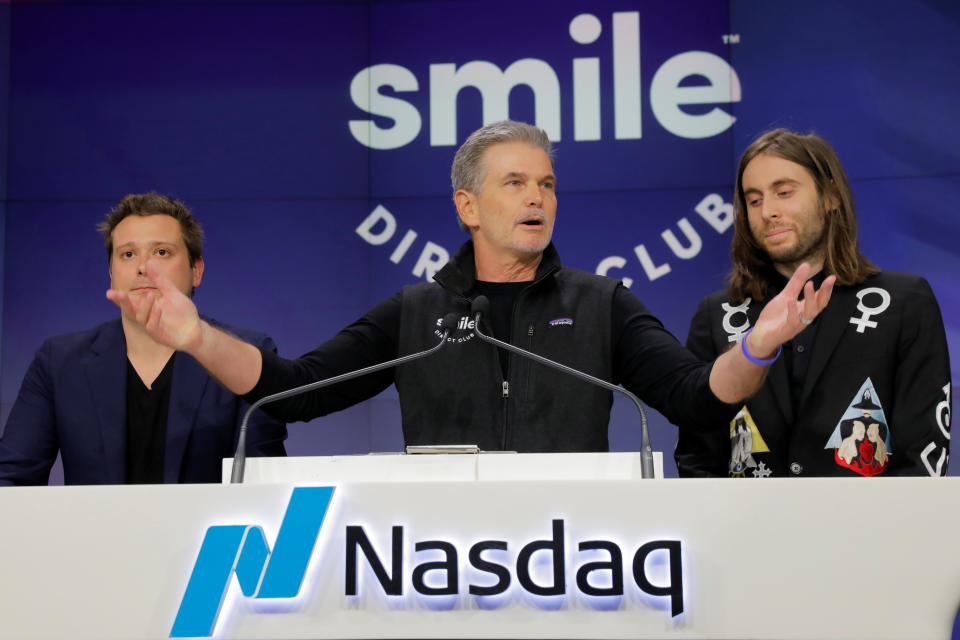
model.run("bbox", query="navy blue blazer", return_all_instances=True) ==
[0,317,287,485]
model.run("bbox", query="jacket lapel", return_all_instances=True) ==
[165,353,211,483]
[749,302,793,422]
[799,286,856,409]
[84,320,128,484]
[764,359,794,423]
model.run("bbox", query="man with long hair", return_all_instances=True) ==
[675,129,951,477]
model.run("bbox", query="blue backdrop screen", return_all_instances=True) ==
[1,0,957,479]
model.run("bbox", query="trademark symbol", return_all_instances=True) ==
[722,34,740,44]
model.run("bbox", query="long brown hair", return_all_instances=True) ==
[729,129,877,301]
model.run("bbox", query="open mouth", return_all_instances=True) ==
[517,213,546,228]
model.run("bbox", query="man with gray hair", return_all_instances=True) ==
[108,121,833,453]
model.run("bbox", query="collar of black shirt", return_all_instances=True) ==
[767,267,828,301]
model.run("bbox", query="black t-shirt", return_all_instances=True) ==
[125,354,175,484]
[768,270,826,409]
[473,280,528,376]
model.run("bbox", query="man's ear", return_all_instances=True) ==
[191,257,205,289]
[824,181,841,212]
[455,189,478,230]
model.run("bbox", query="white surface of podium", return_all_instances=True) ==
[0,453,957,640]
[224,451,665,483]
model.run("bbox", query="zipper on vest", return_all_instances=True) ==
[527,323,534,346]
[502,282,543,451]
[501,379,510,449]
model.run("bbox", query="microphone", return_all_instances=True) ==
[470,296,656,479]
[231,312,462,483]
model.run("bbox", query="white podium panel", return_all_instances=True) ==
[224,451,665,483]
[0,459,957,639]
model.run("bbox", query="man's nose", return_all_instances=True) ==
[762,199,780,220]
[137,256,149,275]
[526,184,543,207]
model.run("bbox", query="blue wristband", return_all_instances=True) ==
[740,327,781,366]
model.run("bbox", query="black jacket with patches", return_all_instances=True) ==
[675,271,952,477]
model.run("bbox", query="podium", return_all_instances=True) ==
[0,453,957,639]
[225,450,665,483]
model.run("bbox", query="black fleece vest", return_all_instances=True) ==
[395,257,619,452]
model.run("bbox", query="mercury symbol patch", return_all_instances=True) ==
[721,298,752,343]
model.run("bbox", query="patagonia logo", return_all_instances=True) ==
[548,318,574,327]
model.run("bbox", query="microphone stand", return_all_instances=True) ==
[231,313,460,483]
[471,303,655,479]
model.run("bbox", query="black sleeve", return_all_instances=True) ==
[241,333,289,457]
[243,293,402,423]
[673,295,732,477]
[887,278,952,476]
[612,287,735,436]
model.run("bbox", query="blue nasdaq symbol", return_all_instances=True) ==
[171,486,335,638]
[953,602,960,640]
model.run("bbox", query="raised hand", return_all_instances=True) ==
[106,260,203,352]
[748,263,836,357]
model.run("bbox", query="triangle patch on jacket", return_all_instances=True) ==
[728,406,771,478]
[824,378,891,476]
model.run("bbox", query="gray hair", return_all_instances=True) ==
[451,120,554,232]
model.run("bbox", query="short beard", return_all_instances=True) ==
[769,229,826,265]
[508,239,550,255]
[764,201,828,268]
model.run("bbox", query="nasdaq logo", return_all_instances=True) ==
[346,519,684,617]
[954,604,960,640]
[170,487,335,638]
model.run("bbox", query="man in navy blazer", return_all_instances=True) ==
[0,193,286,485]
